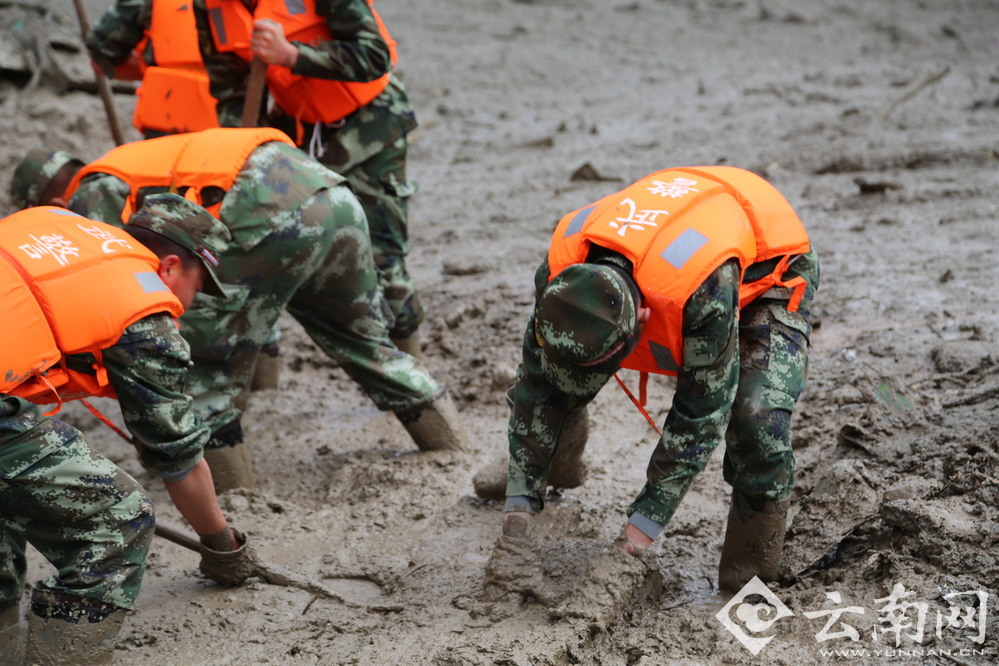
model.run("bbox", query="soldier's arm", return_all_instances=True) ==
[662,260,741,451]
[290,0,393,82]
[66,174,131,226]
[102,313,211,481]
[85,0,153,76]
[624,261,741,534]
[506,259,592,512]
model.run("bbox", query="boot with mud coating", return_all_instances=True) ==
[547,408,589,490]
[718,489,790,593]
[203,420,255,493]
[250,342,281,392]
[0,603,25,665]
[472,408,589,499]
[395,388,468,452]
[391,329,422,359]
[25,594,127,666]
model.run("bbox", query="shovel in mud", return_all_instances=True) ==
[154,521,403,613]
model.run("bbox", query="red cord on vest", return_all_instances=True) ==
[81,399,135,445]
[613,373,662,435]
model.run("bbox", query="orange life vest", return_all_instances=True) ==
[547,166,811,376]
[205,0,397,125]
[65,127,295,222]
[132,0,220,135]
[0,207,183,406]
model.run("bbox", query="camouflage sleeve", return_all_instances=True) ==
[506,259,593,511]
[291,0,393,82]
[103,313,210,480]
[67,173,131,226]
[653,260,741,474]
[85,0,153,75]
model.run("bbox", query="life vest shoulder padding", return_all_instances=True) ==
[66,128,295,221]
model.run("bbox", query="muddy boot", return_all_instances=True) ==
[25,592,127,666]
[547,408,589,490]
[391,329,422,359]
[0,603,25,664]
[250,342,281,392]
[203,420,255,493]
[395,389,468,452]
[717,490,789,593]
[472,456,509,499]
[474,409,588,500]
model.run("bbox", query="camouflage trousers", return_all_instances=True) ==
[629,253,819,525]
[0,397,154,612]
[274,101,423,338]
[180,186,440,433]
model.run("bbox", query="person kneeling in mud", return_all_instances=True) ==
[10,131,467,496]
[480,166,819,596]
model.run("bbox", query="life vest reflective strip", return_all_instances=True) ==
[65,127,295,222]
[547,166,810,376]
[0,207,183,406]
[205,0,397,126]
[132,0,220,135]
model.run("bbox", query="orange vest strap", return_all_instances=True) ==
[82,399,134,445]
[613,373,662,435]
[39,372,64,416]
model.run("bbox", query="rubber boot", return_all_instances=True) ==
[395,389,468,452]
[472,456,509,499]
[391,329,422,359]
[203,421,255,493]
[250,342,281,392]
[718,490,789,593]
[472,408,589,500]
[547,408,589,489]
[0,603,25,665]
[25,595,127,666]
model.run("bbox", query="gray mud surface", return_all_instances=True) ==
[3,0,998,663]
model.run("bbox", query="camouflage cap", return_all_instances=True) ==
[128,193,231,299]
[536,263,638,395]
[9,145,83,209]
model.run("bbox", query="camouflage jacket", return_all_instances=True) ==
[102,313,211,480]
[507,257,744,509]
[190,0,416,129]
[85,0,154,75]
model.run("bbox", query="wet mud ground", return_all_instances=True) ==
[3,0,998,663]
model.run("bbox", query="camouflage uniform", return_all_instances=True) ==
[183,0,423,338]
[507,248,819,538]
[68,140,440,433]
[1,312,210,613]
[88,2,422,333]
